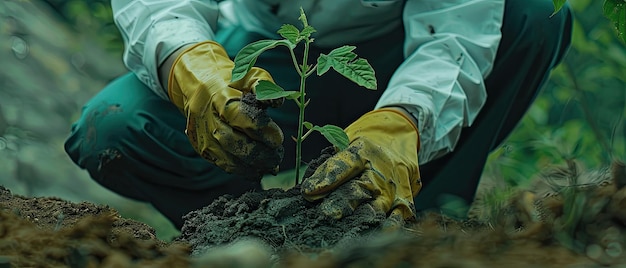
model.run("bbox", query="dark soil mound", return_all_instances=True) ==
[178,186,385,256]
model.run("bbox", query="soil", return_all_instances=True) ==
[178,146,387,256]
[228,92,285,177]
[178,185,386,256]
[0,186,191,267]
[4,159,626,267]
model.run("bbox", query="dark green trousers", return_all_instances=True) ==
[65,0,572,228]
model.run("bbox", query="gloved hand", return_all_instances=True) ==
[168,41,284,178]
[301,108,421,223]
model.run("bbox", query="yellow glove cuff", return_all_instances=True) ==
[167,41,231,111]
[347,108,420,152]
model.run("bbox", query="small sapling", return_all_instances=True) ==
[231,8,377,183]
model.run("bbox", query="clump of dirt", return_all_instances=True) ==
[240,91,283,125]
[0,186,190,267]
[231,91,285,177]
[178,145,388,256]
[178,185,386,256]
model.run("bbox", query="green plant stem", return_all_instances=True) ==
[289,49,302,76]
[295,40,311,184]
[301,128,314,140]
[305,64,317,77]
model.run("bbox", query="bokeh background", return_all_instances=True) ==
[0,0,624,241]
[0,0,179,239]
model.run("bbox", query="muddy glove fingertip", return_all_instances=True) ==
[320,198,353,220]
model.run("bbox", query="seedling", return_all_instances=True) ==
[231,8,377,183]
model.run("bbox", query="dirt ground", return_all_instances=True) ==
[2,161,626,267]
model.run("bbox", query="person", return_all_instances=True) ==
[65,0,572,229]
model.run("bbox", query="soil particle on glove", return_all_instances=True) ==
[240,92,275,126]
[302,146,337,178]
[235,92,285,177]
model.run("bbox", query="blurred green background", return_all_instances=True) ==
[484,0,626,186]
[0,0,624,241]
[0,0,179,240]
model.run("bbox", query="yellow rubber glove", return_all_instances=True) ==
[301,108,421,223]
[168,41,284,178]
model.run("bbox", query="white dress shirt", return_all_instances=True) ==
[111,0,505,163]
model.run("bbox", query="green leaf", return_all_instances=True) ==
[303,122,313,130]
[287,92,302,100]
[255,80,300,100]
[552,0,567,16]
[603,0,626,43]
[317,45,357,75]
[317,45,377,90]
[277,24,300,44]
[231,39,293,82]
[300,26,317,39]
[312,124,349,150]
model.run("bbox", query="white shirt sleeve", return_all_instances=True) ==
[111,0,219,99]
[375,0,505,163]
